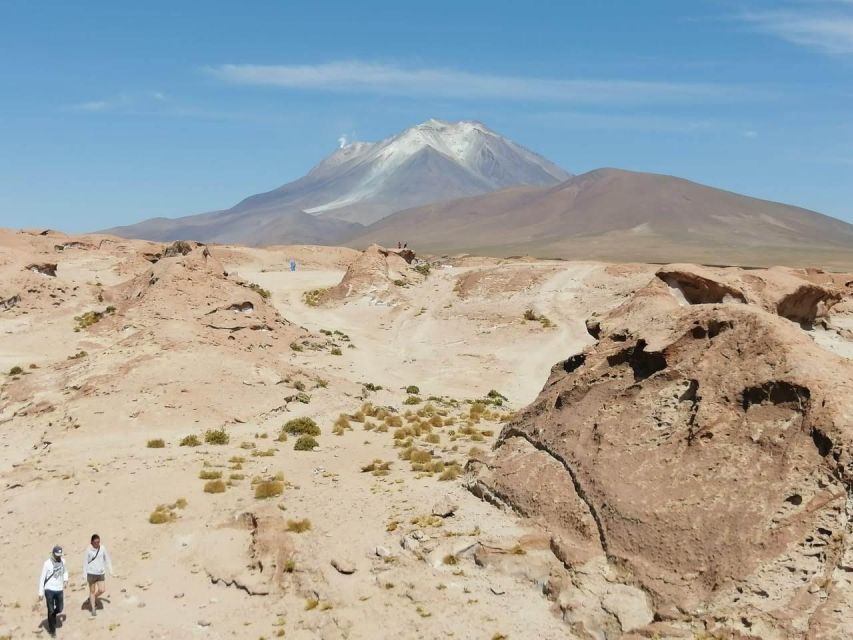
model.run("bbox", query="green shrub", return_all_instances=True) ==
[294,435,318,451]
[8,366,23,376]
[330,347,342,356]
[414,263,431,277]
[179,434,201,447]
[204,428,229,445]
[248,282,270,299]
[403,395,422,405]
[303,288,328,307]
[282,417,320,437]
[405,385,420,394]
[146,439,165,448]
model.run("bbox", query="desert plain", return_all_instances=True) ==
[0,229,851,640]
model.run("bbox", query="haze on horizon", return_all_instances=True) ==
[1,0,852,231]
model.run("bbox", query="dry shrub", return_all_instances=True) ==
[254,480,284,499]
[286,518,312,533]
[204,480,226,493]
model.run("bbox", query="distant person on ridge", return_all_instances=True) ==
[38,545,68,637]
[83,533,113,616]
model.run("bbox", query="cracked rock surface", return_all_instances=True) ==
[469,270,853,639]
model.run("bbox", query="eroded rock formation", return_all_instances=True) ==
[469,271,853,639]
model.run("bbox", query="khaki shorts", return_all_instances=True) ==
[87,574,105,585]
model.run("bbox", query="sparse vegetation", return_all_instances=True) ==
[8,366,23,376]
[361,459,392,476]
[332,414,351,435]
[442,554,458,565]
[204,428,229,445]
[74,306,116,331]
[330,347,342,356]
[148,501,184,524]
[146,439,165,448]
[204,480,226,493]
[289,342,304,352]
[294,435,318,451]
[414,263,431,277]
[67,350,88,360]
[392,279,407,287]
[286,518,312,533]
[282,417,320,437]
[439,465,462,481]
[254,480,284,499]
[247,282,270,299]
[403,395,422,405]
[522,308,554,328]
[405,385,420,394]
[179,434,201,447]
[199,470,222,480]
[363,382,383,392]
[303,288,329,307]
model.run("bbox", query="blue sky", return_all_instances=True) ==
[1,0,852,231]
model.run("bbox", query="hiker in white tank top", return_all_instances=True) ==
[83,534,112,616]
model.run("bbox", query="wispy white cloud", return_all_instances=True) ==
[208,61,753,105]
[740,2,853,54]
[68,91,169,113]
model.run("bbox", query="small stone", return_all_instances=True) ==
[331,558,356,575]
[174,593,184,599]
[198,620,211,627]
[374,546,391,558]
[402,536,420,552]
[431,500,457,518]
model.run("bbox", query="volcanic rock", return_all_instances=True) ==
[469,270,853,639]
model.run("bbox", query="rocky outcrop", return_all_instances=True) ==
[25,263,57,277]
[657,264,842,327]
[469,273,853,639]
[321,244,421,304]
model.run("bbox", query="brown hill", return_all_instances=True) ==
[348,168,853,269]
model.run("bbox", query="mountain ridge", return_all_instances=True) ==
[103,119,570,243]
[347,167,853,269]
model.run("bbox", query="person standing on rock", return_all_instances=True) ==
[38,545,69,637]
[83,533,113,616]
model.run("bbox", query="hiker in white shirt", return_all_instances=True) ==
[83,533,113,616]
[37,545,68,637]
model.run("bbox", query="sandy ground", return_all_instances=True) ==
[0,235,653,640]
[1,234,849,640]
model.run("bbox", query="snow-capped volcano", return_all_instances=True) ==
[104,120,570,245]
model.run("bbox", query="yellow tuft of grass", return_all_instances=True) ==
[199,470,222,480]
[146,438,165,448]
[203,480,226,494]
[254,480,284,499]
[286,518,311,533]
[204,428,229,445]
[179,434,201,447]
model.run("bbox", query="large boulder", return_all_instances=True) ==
[469,274,853,639]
